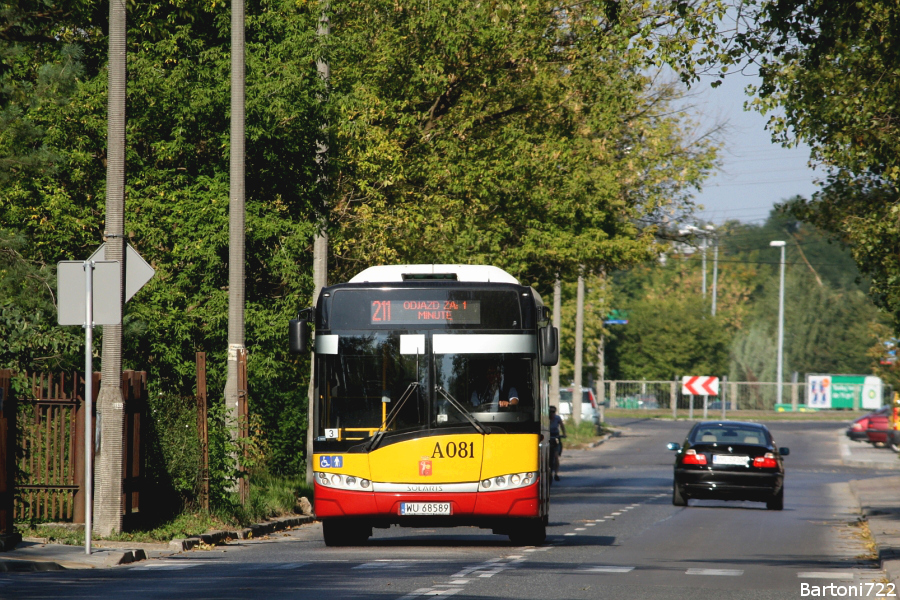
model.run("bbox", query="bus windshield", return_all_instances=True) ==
[318,333,426,441]
[434,354,536,426]
[316,333,539,442]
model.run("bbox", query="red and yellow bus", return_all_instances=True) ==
[290,265,559,546]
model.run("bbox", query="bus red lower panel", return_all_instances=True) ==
[314,481,540,518]
[473,484,540,517]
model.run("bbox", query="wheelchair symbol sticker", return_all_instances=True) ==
[319,455,343,469]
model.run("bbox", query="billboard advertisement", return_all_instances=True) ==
[806,374,883,410]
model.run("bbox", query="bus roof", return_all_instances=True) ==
[348,264,519,284]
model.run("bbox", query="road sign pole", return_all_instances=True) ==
[688,395,693,420]
[83,261,94,556]
[703,395,708,419]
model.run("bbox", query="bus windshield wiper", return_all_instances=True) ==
[366,382,420,452]
[435,386,488,435]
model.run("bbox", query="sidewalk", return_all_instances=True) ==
[0,514,314,572]
[842,435,900,584]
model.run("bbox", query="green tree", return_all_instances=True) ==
[731,2,900,331]
[608,294,731,380]
[325,0,722,292]
[0,0,324,476]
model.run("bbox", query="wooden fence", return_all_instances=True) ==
[0,370,15,541]
[7,371,146,525]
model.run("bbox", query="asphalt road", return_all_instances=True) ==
[1,419,893,600]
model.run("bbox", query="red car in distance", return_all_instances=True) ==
[846,406,900,451]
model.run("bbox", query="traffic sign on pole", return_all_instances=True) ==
[681,376,720,397]
[57,261,122,325]
[88,242,155,302]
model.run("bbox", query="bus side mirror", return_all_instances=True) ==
[289,318,310,354]
[539,325,559,366]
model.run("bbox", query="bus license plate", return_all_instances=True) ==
[400,502,451,516]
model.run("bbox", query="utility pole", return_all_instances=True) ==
[596,270,606,423]
[94,0,127,537]
[701,235,707,298]
[550,277,561,410]
[573,272,585,426]
[225,0,246,471]
[711,232,719,317]
[771,240,786,406]
[307,1,330,485]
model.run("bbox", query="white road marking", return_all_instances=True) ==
[686,568,743,576]
[564,533,577,536]
[585,523,596,527]
[575,527,586,531]
[611,512,622,515]
[355,562,413,569]
[797,572,855,580]
[581,566,635,573]
[595,519,605,523]
[398,588,461,598]
[268,562,310,570]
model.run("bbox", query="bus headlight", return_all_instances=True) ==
[478,471,538,492]
[314,472,372,491]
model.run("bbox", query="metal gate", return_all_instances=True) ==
[12,371,146,524]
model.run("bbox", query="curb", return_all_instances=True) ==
[588,430,621,448]
[0,514,316,571]
[839,436,900,470]
[848,483,900,585]
[169,514,316,552]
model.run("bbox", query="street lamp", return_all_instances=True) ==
[679,225,718,315]
[707,225,718,317]
[770,241,786,407]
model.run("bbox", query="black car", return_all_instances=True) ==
[666,421,789,510]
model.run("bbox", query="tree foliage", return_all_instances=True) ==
[325,0,722,292]
[605,212,887,382]
[730,1,900,332]
[0,0,734,477]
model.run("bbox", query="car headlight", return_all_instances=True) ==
[478,471,537,492]
[314,472,372,491]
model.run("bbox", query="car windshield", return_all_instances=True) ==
[692,426,768,445]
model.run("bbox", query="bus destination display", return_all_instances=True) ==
[371,300,481,324]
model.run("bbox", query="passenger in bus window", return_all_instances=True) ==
[470,362,519,409]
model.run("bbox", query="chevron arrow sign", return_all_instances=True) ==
[681,376,720,396]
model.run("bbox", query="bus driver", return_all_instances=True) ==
[470,363,519,410]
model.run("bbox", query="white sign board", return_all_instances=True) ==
[57,261,122,325]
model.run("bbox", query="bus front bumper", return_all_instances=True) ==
[314,480,540,521]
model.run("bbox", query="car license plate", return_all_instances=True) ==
[399,502,451,516]
[713,454,749,466]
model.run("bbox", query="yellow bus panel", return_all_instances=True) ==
[480,434,540,479]
[369,435,484,483]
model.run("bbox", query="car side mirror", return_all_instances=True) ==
[779,447,790,456]
[666,442,680,451]
[289,318,310,354]
[539,325,559,366]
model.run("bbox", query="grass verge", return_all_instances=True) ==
[17,474,315,545]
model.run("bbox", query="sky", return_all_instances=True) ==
[687,72,822,227]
